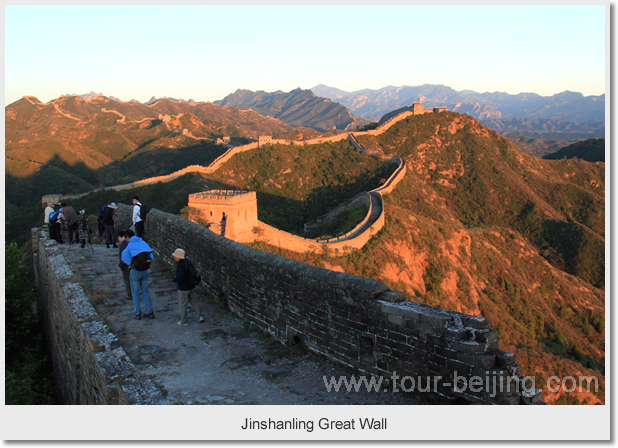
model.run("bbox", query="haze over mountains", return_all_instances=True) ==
[214,88,372,132]
[312,84,605,140]
[60,82,605,141]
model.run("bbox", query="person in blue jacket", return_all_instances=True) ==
[121,233,155,320]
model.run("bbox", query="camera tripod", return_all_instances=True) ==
[66,214,94,255]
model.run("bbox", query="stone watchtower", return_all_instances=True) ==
[411,103,426,114]
[188,190,258,243]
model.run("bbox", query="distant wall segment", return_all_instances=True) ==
[42,106,420,204]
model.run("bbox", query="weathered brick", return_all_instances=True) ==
[441,326,470,341]
[387,314,406,326]
[421,312,453,328]
[495,351,517,367]
[462,315,491,329]
[474,329,498,344]
[379,291,406,302]
[456,353,496,370]
[434,346,458,360]
[449,340,487,355]
[381,302,401,316]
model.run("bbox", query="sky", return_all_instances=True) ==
[4,4,607,106]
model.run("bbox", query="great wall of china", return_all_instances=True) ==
[41,104,426,253]
[34,102,545,405]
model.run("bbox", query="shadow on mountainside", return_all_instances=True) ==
[5,141,228,246]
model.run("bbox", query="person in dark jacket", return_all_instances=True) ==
[48,207,63,243]
[172,248,203,326]
[59,202,79,244]
[101,202,118,248]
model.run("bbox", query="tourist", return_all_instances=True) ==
[59,202,80,244]
[101,202,119,248]
[121,231,155,320]
[43,202,55,233]
[171,248,204,326]
[117,230,132,301]
[132,196,145,238]
[48,205,63,243]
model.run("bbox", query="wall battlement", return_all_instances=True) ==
[189,190,256,205]
[33,204,544,405]
[110,205,543,405]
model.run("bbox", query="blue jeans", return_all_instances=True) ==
[130,269,153,315]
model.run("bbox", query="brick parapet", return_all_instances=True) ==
[110,206,542,405]
[189,190,256,206]
[31,228,169,405]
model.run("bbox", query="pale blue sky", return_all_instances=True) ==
[5,4,607,106]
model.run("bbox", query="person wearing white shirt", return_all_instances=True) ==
[132,196,145,238]
[44,202,55,231]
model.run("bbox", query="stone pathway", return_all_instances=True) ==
[64,241,420,405]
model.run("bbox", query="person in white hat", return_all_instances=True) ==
[101,202,118,248]
[172,248,204,326]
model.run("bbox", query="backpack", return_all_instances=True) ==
[187,263,201,289]
[139,203,150,221]
[49,211,60,223]
[132,251,152,271]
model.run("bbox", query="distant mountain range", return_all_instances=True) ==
[64,83,606,141]
[214,88,372,132]
[312,84,605,140]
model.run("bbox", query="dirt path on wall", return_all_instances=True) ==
[65,242,421,405]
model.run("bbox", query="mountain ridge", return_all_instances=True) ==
[311,83,605,139]
[214,88,372,132]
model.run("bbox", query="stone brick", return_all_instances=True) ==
[421,312,453,328]
[379,291,406,302]
[462,315,491,329]
[387,314,406,327]
[473,329,498,344]
[456,353,496,370]
[441,326,470,341]
[448,340,487,355]
[495,351,517,367]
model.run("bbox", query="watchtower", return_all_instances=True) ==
[188,190,258,243]
[258,135,272,147]
[411,103,426,115]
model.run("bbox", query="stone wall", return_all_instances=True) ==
[46,106,422,204]
[251,156,406,254]
[304,192,371,234]
[31,228,169,405]
[112,205,543,405]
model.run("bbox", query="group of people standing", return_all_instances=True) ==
[44,196,203,326]
[44,202,81,244]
